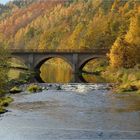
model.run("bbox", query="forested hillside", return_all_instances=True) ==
[0,0,139,52]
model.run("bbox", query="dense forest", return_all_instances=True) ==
[0,0,140,91]
[0,0,139,51]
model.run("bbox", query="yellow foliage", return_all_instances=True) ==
[125,13,140,46]
[109,37,138,68]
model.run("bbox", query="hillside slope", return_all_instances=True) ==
[0,0,139,50]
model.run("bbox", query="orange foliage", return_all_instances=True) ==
[0,1,64,37]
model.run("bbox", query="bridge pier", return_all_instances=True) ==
[71,73,82,83]
[71,54,81,83]
[26,53,34,70]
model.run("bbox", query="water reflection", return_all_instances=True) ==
[106,91,140,113]
[82,74,106,83]
[40,58,73,83]
[81,58,107,83]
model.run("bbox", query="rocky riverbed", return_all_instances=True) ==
[0,83,140,140]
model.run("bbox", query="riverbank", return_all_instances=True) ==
[102,67,140,94]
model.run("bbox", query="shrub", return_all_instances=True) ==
[0,97,13,106]
[27,84,42,93]
[0,97,13,113]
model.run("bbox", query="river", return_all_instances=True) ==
[0,84,140,139]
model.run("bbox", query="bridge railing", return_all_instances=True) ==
[9,48,109,53]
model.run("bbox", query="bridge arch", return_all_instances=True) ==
[35,55,73,70]
[78,56,106,83]
[34,55,74,83]
[79,56,105,70]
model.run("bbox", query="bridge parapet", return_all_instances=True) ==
[10,48,109,54]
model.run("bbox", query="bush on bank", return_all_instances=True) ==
[0,97,13,114]
[27,84,42,93]
[102,66,140,93]
[10,86,22,94]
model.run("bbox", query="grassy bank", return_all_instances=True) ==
[102,66,140,93]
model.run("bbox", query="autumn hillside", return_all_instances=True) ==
[0,0,139,51]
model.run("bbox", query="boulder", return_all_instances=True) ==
[10,86,22,94]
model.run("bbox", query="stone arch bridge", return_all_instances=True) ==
[11,49,108,83]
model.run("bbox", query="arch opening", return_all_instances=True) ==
[35,57,73,83]
[79,58,108,83]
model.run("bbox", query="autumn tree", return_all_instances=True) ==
[109,37,138,68]
[125,13,140,46]
[125,13,140,63]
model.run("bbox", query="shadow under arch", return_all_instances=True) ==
[34,56,73,83]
